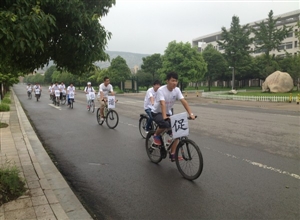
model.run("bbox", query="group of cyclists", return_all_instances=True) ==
[26,77,114,119]
[143,72,195,162]
[26,82,42,101]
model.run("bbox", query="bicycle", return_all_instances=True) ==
[34,88,41,102]
[96,99,119,129]
[139,114,157,139]
[27,91,32,99]
[87,92,96,113]
[54,90,60,106]
[145,116,203,180]
[61,91,67,105]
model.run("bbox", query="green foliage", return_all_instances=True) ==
[108,56,131,87]
[217,15,253,81]
[136,69,153,89]
[202,44,228,90]
[23,73,44,84]
[44,65,57,83]
[160,41,207,90]
[0,0,116,75]
[252,10,293,63]
[0,159,26,206]
[2,97,11,104]
[0,103,10,111]
[141,53,162,81]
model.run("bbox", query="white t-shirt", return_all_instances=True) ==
[84,86,95,93]
[33,85,40,90]
[144,87,157,110]
[67,86,75,93]
[152,85,184,115]
[99,83,113,98]
[48,86,52,92]
[27,86,32,91]
[52,85,60,91]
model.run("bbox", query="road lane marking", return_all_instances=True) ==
[205,147,300,180]
[48,104,62,110]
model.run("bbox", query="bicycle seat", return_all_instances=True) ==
[140,113,148,117]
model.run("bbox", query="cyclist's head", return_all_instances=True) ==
[166,72,178,90]
[28,83,30,85]
[103,77,110,86]
[87,82,91,86]
[55,82,58,85]
[153,80,161,91]
[70,83,73,86]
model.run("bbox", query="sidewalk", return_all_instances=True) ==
[0,90,92,219]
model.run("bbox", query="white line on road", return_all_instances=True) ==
[48,104,62,110]
[205,147,300,180]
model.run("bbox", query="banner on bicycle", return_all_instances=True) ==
[89,92,95,100]
[108,96,115,109]
[170,112,189,139]
[69,92,75,99]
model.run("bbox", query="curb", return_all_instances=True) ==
[10,89,92,219]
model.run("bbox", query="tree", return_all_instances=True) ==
[217,15,253,89]
[141,54,162,81]
[202,44,228,90]
[0,0,115,75]
[160,41,207,91]
[44,66,57,83]
[253,10,293,64]
[136,69,153,89]
[107,56,131,88]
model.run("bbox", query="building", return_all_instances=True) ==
[192,9,300,57]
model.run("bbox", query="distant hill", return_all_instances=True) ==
[37,51,150,73]
[95,51,150,69]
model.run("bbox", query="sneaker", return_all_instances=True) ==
[170,153,183,162]
[153,135,162,146]
[100,117,105,121]
[145,130,149,134]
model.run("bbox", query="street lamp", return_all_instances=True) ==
[229,66,235,90]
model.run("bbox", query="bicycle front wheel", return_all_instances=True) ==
[96,108,104,125]
[175,138,203,180]
[106,109,119,129]
[91,101,95,113]
[145,131,163,163]
[61,96,66,105]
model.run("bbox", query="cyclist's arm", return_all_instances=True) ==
[180,98,195,119]
[160,100,168,119]
[150,96,154,106]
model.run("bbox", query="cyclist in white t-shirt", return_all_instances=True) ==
[143,80,161,133]
[151,72,195,162]
[98,76,114,121]
[84,82,96,109]
[26,83,33,97]
[66,83,76,105]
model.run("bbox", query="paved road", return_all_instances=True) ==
[14,84,300,220]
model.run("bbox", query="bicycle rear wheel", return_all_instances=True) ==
[96,108,104,125]
[139,116,148,139]
[145,131,163,164]
[175,138,203,180]
[106,109,119,129]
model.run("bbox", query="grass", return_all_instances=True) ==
[0,159,27,206]
[0,122,8,128]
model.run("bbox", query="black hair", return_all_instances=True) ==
[153,80,161,85]
[166,72,178,80]
[104,76,109,81]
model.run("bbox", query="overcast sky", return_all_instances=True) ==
[101,0,299,55]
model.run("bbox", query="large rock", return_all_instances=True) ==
[262,71,294,93]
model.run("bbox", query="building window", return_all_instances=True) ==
[295,41,298,48]
[285,42,293,49]
[287,32,293,38]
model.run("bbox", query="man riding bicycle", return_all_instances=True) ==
[67,83,76,106]
[98,76,114,121]
[151,72,195,161]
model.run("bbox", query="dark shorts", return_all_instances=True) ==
[151,112,170,129]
